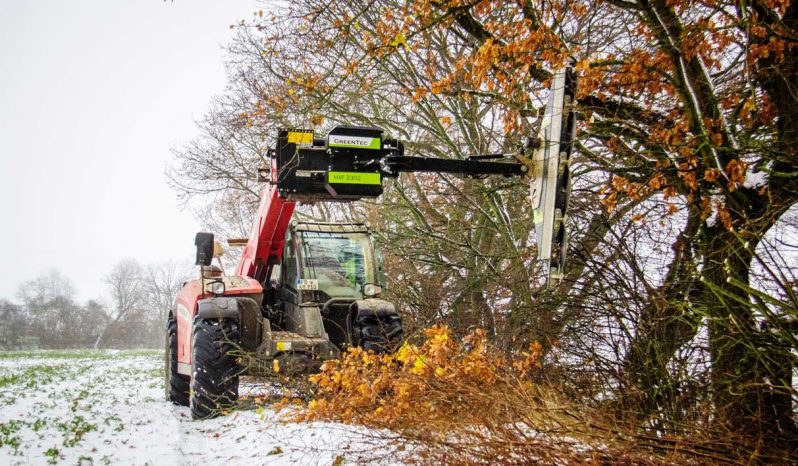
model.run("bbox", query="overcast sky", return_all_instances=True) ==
[0,0,259,303]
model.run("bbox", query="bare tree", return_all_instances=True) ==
[142,260,193,343]
[95,259,146,348]
[16,269,76,308]
[0,299,26,350]
[13,270,108,348]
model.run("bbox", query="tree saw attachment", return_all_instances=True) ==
[528,69,577,284]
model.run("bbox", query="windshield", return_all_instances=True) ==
[299,231,375,298]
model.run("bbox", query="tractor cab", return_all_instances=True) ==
[292,223,381,300]
[269,221,393,355]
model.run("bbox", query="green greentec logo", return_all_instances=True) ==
[328,171,381,185]
[328,135,381,150]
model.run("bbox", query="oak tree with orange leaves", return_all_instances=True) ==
[323,0,798,449]
[172,0,798,457]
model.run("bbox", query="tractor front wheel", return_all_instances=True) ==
[189,318,241,420]
[165,314,189,406]
[354,314,403,354]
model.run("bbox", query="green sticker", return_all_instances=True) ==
[328,171,381,185]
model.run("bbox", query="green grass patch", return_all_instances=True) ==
[44,447,59,465]
[0,373,21,388]
[0,348,161,360]
[57,415,97,448]
[0,364,76,391]
[0,419,23,453]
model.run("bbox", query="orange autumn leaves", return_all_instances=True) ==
[351,1,581,132]
[239,0,777,231]
[600,155,750,229]
[297,325,543,428]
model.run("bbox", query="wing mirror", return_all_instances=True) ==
[194,232,214,266]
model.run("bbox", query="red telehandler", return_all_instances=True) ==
[165,70,577,419]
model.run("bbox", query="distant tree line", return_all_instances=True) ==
[0,260,191,350]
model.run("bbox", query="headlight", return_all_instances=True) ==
[363,284,381,297]
[210,281,226,295]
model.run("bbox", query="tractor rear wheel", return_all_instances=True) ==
[354,314,403,354]
[189,318,241,420]
[165,314,189,406]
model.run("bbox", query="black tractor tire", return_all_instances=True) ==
[165,314,189,406]
[354,314,403,354]
[189,318,241,420]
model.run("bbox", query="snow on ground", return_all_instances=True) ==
[0,350,406,465]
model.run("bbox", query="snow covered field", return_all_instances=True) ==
[0,350,404,465]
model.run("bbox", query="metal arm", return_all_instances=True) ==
[235,164,296,284]
[382,154,527,178]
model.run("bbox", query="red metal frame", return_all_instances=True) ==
[174,277,262,365]
[175,156,296,366]
[235,184,296,283]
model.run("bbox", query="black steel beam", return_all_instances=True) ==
[384,155,524,177]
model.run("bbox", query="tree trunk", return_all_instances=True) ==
[619,206,703,425]
[699,211,797,456]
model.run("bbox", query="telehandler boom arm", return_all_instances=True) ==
[234,185,295,284]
